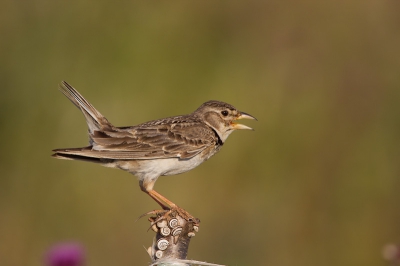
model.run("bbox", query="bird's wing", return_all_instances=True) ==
[88,121,217,160]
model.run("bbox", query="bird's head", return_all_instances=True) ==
[194,100,257,143]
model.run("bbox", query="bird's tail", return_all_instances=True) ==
[59,81,114,134]
[52,146,114,164]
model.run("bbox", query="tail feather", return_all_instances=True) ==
[52,147,114,164]
[59,81,113,133]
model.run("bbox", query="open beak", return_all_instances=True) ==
[231,111,257,130]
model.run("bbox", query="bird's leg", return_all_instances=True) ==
[147,190,177,209]
[140,179,171,210]
[147,190,197,222]
[139,179,198,223]
[146,190,171,210]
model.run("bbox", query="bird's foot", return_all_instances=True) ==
[139,205,200,227]
[168,205,200,225]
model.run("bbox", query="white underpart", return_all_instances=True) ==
[112,154,207,182]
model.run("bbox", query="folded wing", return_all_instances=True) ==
[53,121,217,160]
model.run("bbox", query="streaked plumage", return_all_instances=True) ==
[53,81,256,218]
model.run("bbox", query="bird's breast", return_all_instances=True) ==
[161,144,221,176]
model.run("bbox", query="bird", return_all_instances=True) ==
[52,81,256,220]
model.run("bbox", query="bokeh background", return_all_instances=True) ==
[1,1,400,265]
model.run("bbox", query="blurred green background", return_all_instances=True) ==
[1,1,400,265]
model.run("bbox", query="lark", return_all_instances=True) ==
[53,81,256,220]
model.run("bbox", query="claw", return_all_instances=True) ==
[148,214,170,231]
[136,209,168,223]
[170,206,200,225]
[140,206,200,233]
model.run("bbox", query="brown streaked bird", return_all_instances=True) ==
[53,81,256,220]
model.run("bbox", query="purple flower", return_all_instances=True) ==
[382,244,400,262]
[45,242,85,266]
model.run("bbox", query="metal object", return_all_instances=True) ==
[156,220,167,228]
[157,239,169,251]
[155,250,163,259]
[160,226,171,236]
[169,218,179,228]
[171,227,182,236]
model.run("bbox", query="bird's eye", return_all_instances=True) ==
[221,110,229,116]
